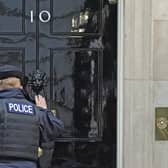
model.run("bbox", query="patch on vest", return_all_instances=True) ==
[6,102,35,115]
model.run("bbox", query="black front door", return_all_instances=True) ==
[0,0,117,167]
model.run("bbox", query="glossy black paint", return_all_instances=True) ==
[0,0,117,167]
[51,0,101,34]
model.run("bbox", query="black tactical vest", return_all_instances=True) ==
[0,98,40,161]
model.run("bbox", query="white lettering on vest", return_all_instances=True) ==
[7,103,34,115]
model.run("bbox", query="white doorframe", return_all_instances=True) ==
[117,0,124,168]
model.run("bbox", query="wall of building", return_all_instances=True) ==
[152,0,168,167]
[123,0,168,167]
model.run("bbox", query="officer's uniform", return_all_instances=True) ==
[0,65,64,168]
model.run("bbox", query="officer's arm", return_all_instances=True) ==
[39,109,64,142]
[35,95,64,142]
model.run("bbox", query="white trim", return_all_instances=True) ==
[117,0,124,168]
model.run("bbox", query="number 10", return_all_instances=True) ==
[30,10,51,23]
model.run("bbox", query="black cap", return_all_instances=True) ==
[0,64,24,80]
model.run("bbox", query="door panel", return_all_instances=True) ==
[0,48,24,71]
[39,42,102,139]
[0,0,37,74]
[0,0,24,34]
[50,0,101,34]
[51,48,102,139]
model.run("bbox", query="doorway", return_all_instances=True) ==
[0,0,118,167]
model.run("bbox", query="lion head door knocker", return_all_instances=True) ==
[27,69,48,95]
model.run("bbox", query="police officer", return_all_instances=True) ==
[0,65,64,168]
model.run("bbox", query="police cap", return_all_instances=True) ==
[0,64,24,80]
